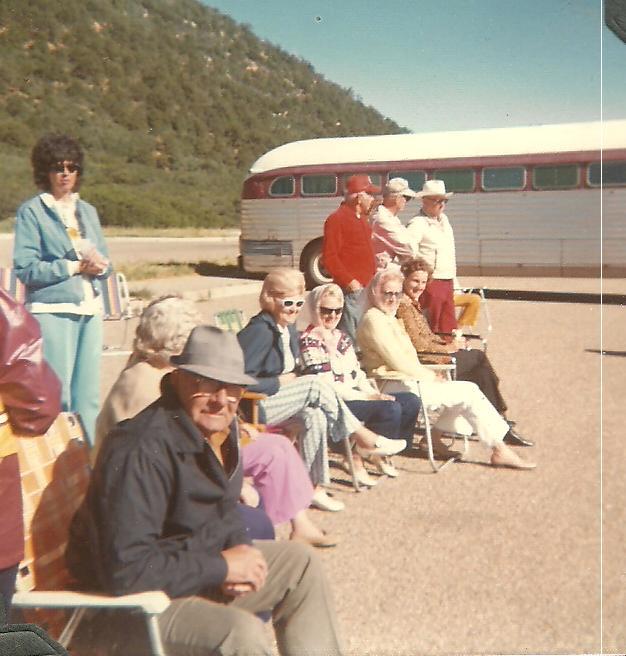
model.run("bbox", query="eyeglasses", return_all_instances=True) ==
[319,306,343,316]
[276,298,305,309]
[188,375,244,403]
[50,162,81,174]
[382,291,403,300]
[424,197,447,205]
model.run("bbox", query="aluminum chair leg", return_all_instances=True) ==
[58,607,88,647]
[342,435,360,492]
[416,381,459,473]
[146,614,167,656]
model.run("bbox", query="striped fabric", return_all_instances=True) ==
[97,272,125,320]
[259,375,362,485]
[16,412,90,594]
[14,412,89,638]
[214,308,247,333]
[0,267,26,304]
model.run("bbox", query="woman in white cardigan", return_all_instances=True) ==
[356,269,536,470]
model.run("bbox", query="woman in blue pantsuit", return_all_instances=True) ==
[13,135,111,445]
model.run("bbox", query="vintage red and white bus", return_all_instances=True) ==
[240,120,626,286]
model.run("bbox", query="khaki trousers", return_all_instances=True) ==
[158,540,343,656]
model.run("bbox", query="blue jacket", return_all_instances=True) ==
[13,194,111,305]
[237,311,300,397]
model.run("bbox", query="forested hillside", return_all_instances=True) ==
[0,0,405,227]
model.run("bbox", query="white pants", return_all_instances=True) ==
[378,379,508,448]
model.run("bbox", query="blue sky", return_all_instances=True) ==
[203,0,625,133]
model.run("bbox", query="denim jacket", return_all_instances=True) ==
[13,194,111,305]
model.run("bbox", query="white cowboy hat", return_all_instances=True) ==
[416,179,454,199]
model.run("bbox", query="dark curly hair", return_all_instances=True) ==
[31,134,84,191]
[400,257,434,279]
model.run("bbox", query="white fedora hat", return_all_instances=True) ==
[416,179,454,199]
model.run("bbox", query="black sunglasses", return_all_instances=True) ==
[50,162,81,174]
[319,306,343,316]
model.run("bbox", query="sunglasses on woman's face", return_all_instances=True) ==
[319,306,343,316]
[277,298,305,309]
[382,291,402,300]
[50,162,81,174]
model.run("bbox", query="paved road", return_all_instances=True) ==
[0,234,239,266]
[93,281,624,656]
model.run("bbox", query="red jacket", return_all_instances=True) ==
[1,288,61,569]
[322,203,376,289]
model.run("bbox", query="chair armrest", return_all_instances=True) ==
[242,391,266,401]
[12,590,170,615]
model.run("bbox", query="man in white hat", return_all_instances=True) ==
[406,179,458,334]
[67,325,343,656]
[370,177,418,267]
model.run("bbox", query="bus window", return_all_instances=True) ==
[342,173,382,193]
[433,168,475,192]
[388,170,426,190]
[532,165,579,190]
[482,166,526,191]
[269,176,295,196]
[302,174,337,196]
[588,161,626,187]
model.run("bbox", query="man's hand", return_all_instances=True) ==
[221,544,267,595]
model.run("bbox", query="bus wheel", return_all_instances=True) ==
[300,239,332,289]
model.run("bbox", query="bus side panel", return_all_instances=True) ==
[241,197,339,273]
[602,188,626,273]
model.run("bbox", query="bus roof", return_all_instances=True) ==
[248,120,626,175]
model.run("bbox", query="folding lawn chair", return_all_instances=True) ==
[12,412,170,655]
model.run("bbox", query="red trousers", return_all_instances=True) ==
[421,278,457,333]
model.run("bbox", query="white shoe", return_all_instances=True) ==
[310,489,345,512]
[369,455,399,478]
[340,459,377,487]
[356,435,406,458]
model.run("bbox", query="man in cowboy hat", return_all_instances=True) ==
[66,325,343,656]
[370,177,419,266]
[322,174,381,342]
[406,179,459,334]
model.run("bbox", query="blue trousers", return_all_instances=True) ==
[346,391,420,449]
[35,312,102,446]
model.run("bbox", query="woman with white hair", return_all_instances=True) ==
[356,269,536,470]
[238,268,406,512]
[94,295,202,457]
[297,283,421,482]
[95,295,334,546]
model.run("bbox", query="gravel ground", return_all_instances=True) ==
[95,279,624,655]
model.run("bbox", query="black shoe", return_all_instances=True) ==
[503,428,534,447]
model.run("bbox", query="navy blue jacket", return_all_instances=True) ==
[66,374,249,599]
[237,312,300,397]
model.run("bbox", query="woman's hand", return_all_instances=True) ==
[78,250,109,276]
[278,372,297,386]
[367,392,394,401]
[240,481,260,508]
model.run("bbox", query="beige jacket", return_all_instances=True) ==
[93,360,166,462]
[356,307,437,383]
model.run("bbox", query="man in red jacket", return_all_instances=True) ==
[322,175,380,343]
